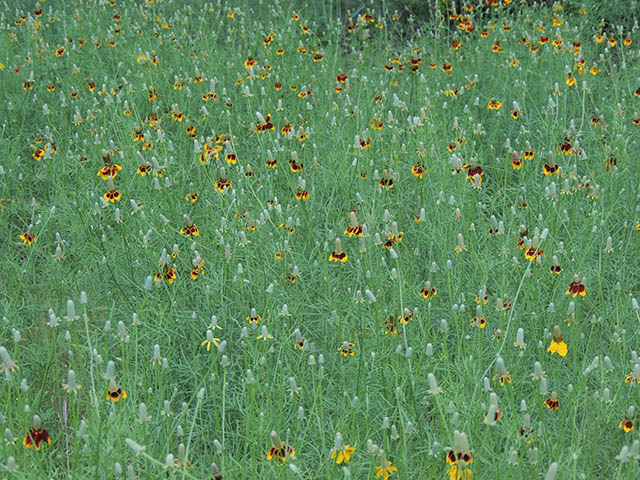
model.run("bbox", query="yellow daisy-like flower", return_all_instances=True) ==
[20,232,36,246]
[201,331,220,351]
[487,99,502,110]
[331,445,355,464]
[547,326,567,357]
[376,460,398,480]
[106,379,127,402]
[619,418,634,432]
[547,339,567,356]
[329,250,348,262]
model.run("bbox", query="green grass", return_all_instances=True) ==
[1,0,640,478]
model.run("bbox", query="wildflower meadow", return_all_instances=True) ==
[2,0,640,478]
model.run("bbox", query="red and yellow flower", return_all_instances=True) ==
[23,427,51,450]
[106,379,127,402]
[566,277,586,298]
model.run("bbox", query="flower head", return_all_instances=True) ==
[493,357,511,386]
[330,238,348,263]
[23,416,51,451]
[201,330,220,351]
[420,281,437,299]
[266,431,295,464]
[344,211,363,238]
[62,369,82,394]
[154,265,176,284]
[544,391,559,410]
[488,99,502,110]
[375,453,398,480]
[339,341,355,357]
[97,156,122,180]
[257,325,273,341]
[104,176,121,203]
[427,372,442,395]
[620,418,634,432]
[446,431,473,479]
[331,444,355,464]
[106,378,127,402]
[471,315,486,328]
[330,433,355,464]
[566,275,586,298]
[20,225,36,246]
[246,308,261,324]
[382,315,398,336]
[454,233,467,253]
[547,325,567,357]
[412,162,427,178]
[0,346,18,377]
[625,363,640,385]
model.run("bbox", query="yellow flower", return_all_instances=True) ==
[619,418,634,432]
[20,232,36,246]
[487,99,502,110]
[449,464,473,480]
[547,339,567,357]
[547,325,567,356]
[331,445,355,464]
[201,330,220,351]
[106,379,127,402]
[376,460,398,479]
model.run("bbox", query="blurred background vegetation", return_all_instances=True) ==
[296,0,640,40]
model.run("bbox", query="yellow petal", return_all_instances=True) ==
[557,342,568,357]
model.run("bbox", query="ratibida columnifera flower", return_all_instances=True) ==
[427,373,442,395]
[137,403,151,424]
[0,347,18,377]
[483,377,492,393]
[65,299,79,321]
[62,369,81,394]
[484,393,502,425]
[493,357,511,386]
